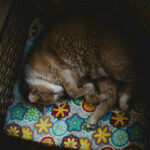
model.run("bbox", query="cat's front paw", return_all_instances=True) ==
[85,94,98,103]
[85,85,97,103]
[84,83,94,91]
[86,116,97,129]
[119,94,130,111]
[120,103,129,111]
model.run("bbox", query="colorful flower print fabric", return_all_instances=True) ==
[4,81,147,150]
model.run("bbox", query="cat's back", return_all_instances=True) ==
[32,14,135,78]
[42,15,115,67]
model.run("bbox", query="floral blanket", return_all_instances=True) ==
[4,19,147,150]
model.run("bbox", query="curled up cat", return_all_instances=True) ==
[20,15,138,128]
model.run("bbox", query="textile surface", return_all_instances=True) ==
[4,19,147,150]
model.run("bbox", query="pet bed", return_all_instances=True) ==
[3,18,148,150]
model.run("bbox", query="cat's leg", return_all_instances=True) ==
[98,40,138,111]
[61,69,94,98]
[85,88,109,104]
[85,78,115,104]
[87,94,117,128]
[119,81,136,111]
[86,78,118,128]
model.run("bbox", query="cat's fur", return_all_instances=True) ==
[21,15,138,128]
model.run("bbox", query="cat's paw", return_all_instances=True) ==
[85,85,97,103]
[120,103,129,111]
[86,116,97,129]
[85,94,98,104]
[84,83,94,91]
[119,94,129,111]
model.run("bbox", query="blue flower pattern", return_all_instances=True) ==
[111,128,129,148]
[102,111,112,121]
[52,119,67,136]
[67,114,84,131]
[73,98,82,106]
[11,104,26,120]
[46,105,54,113]
[127,122,144,142]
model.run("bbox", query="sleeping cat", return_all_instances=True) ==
[20,15,138,128]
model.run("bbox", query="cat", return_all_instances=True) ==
[20,14,138,128]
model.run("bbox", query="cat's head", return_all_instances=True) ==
[28,83,64,105]
[20,77,64,106]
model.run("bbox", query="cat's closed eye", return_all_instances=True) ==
[32,89,38,95]
[39,92,56,95]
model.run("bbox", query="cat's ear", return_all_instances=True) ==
[28,88,39,103]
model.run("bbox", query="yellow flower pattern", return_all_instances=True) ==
[63,137,78,149]
[93,126,112,144]
[110,111,129,128]
[82,101,97,112]
[62,134,80,149]
[6,126,20,137]
[80,138,92,150]
[41,137,55,146]
[6,123,22,137]
[34,117,53,134]
[21,127,33,140]
[52,103,70,119]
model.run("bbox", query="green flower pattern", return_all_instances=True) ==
[25,106,40,122]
